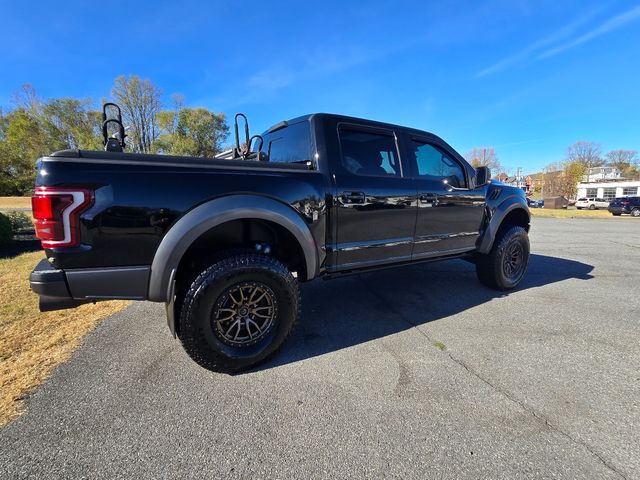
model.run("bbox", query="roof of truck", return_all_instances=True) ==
[267,113,437,138]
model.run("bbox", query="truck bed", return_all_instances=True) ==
[37,150,328,270]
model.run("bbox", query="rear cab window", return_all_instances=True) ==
[261,120,312,165]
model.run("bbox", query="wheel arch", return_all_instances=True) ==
[148,194,318,303]
[477,198,530,254]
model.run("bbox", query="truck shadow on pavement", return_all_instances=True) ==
[252,254,594,372]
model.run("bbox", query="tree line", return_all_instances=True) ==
[539,142,639,198]
[465,142,639,198]
[0,76,229,195]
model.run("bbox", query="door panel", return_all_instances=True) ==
[408,139,486,257]
[413,181,486,256]
[331,126,417,270]
[334,175,416,268]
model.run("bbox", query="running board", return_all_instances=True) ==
[323,252,474,280]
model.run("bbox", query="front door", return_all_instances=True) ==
[407,138,486,258]
[331,125,417,270]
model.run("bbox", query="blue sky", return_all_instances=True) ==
[2,0,639,173]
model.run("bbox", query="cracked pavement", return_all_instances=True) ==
[1,217,639,479]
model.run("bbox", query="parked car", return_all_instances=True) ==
[528,199,544,208]
[575,197,609,210]
[608,197,640,217]
[29,105,531,372]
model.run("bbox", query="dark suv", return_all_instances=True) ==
[608,197,640,217]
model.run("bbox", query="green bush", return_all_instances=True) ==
[5,211,33,233]
[0,213,13,244]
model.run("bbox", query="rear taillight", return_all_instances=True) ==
[31,187,92,248]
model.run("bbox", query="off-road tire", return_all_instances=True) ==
[178,253,300,373]
[475,225,530,290]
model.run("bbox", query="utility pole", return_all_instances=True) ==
[515,167,523,189]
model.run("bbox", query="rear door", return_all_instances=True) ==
[331,124,417,270]
[404,136,486,258]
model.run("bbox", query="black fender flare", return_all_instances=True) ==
[147,194,318,302]
[476,196,530,254]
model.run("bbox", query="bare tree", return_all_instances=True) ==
[565,141,604,166]
[540,162,563,197]
[606,149,639,180]
[606,149,638,167]
[111,75,162,153]
[464,147,501,173]
[12,84,40,114]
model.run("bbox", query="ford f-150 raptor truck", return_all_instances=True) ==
[29,105,531,372]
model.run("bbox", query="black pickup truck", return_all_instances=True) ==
[30,108,530,372]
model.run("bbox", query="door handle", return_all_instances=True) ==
[419,193,438,206]
[340,191,366,204]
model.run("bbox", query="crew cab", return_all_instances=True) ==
[30,107,531,372]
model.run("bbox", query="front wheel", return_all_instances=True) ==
[476,225,530,290]
[631,208,640,217]
[178,253,300,373]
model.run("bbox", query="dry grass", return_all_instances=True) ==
[0,251,129,426]
[530,208,616,219]
[0,197,31,210]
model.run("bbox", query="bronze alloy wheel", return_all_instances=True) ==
[178,253,300,373]
[212,281,278,347]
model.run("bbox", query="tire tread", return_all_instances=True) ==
[178,253,300,373]
[475,225,529,290]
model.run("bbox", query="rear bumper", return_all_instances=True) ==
[608,206,628,214]
[30,259,88,311]
[30,259,151,312]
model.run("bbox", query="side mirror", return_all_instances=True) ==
[475,166,491,187]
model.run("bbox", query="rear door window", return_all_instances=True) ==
[338,127,402,177]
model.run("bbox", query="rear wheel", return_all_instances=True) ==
[178,253,300,373]
[589,204,596,210]
[476,225,530,290]
[631,208,640,217]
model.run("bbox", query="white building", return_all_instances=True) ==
[577,180,640,200]
[582,166,622,183]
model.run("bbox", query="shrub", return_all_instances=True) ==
[5,211,33,234]
[0,213,12,244]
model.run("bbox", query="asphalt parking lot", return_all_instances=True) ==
[1,217,639,479]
